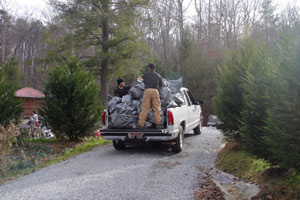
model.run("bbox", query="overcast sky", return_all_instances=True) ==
[9,0,300,20]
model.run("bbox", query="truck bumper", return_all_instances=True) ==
[101,128,179,142]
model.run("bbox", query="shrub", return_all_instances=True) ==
[0,123,19,176]
[41,57,102,140]
[0,70,23,127]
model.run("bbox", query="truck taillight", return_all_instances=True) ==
[102,111,106,126]
[168,111,174,125]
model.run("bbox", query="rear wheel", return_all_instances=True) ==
[113,140,126,150]
[172,126,184,153]
[193,123,201,135]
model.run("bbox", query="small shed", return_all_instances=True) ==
[15,87,45,116]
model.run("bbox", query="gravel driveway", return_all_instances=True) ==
[0,128,224,200]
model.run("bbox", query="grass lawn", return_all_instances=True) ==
[0,137,111,185]
[215,142,300,200]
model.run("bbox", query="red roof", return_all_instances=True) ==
[15,87,45,98]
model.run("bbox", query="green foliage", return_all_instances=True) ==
[213,50,246,138]
[48,0,151,106]
[216,142,300,200]
[264,27,300,171]
[0,123,20,176]
[0,71,23,127]
[41,57,102,140]
[214,28,300,172]
[51,138,111,164]
[216,143,271,182]
[239,40,275,158]
[178,27,194,77]
[183,44,219,117]
[0,137,110,184]
[0,57,24,87]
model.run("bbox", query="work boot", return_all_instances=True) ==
[156,124,164,129]
[137,125,144,129]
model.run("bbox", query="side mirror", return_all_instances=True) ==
[195,100,204,105]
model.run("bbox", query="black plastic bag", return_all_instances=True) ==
[129,87,144,100]
[132,80,145,90]
[168,78,182,94]
[109,114,130,128]
[147,109,164,125]
[131,100,141,110]
[108,97,121,113]
[115,102,127,114]
[162,79,169,87]
[129,80,145,100]
[122,95,132,104]
[159,87,171,106]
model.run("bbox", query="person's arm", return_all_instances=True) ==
[125,85,131,90]
[159,75,163,88]
[125,85,131,93]
[114,88,119,97]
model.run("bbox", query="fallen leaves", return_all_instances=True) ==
[195,166,225,200]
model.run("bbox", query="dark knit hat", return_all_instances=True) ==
[148,63,155,70]
[117,78,124,86]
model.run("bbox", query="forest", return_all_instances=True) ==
[1,0,300,172]
[1,0,296,110]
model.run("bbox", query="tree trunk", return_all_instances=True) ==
[100,0,110,107]
[2,14,6,62]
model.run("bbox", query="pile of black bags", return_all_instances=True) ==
[108,78,183,129]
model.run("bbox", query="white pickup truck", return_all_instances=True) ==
[101,88,202,153]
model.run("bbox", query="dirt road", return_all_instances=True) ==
[0,128,254,200]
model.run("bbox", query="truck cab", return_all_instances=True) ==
[101,88,202,153]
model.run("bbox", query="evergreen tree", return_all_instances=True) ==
[260,0,278,45]
[41,57,102,140]
[184,44,217,119]
[0,70,23,127]
[0,57,24,87]
[213,50,246,138]
[49,0,149,107]
[265,27,300,171]
[239,40,275,158]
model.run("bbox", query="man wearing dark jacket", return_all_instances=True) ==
[138,64,163,129]
[114,79,130,98]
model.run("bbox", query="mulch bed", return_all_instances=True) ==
[195,166,225,200]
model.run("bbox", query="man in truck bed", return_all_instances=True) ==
[137,64,164,129]
[114,78,130,98]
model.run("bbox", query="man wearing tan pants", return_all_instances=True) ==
[138,64,163,129]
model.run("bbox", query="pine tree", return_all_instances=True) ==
[1,57,24,87]
[49,0,149,107]
[0,70,23,127]
[239,40,275,158]
[265,27,300,171]
[41,57,102,140]
[260,0,278,43]
[213,50,246,138]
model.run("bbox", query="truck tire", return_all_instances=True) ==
[113,140,126,150]
[172,126,184,153]
[193,123,201,135]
